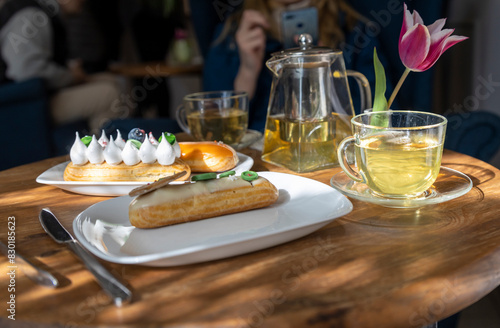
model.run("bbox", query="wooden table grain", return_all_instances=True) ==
[0,150,499,328]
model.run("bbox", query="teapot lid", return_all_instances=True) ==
[271,33,338,57]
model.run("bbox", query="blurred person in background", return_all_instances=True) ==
[62,0,122,74]
[201,0,393,132]
[0,0,125,134]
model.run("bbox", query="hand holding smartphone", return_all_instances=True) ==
[281,7,319,49]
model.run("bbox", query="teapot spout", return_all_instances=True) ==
[265,57,283,77]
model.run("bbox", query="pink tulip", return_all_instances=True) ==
[398,3,468,72]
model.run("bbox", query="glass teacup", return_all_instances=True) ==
[176,91,249,145]
[337,110,447,199]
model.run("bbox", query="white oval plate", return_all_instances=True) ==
[36,153,254,196]
[72,172,353,267]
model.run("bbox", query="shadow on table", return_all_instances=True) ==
[441,163,495,187]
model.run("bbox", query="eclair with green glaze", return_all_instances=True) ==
[129,173,278,228]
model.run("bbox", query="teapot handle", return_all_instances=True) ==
[346,70,372,112]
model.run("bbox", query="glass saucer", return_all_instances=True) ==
[330,167,473,208]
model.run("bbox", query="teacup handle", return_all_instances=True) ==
[337,136,365,183]
[346,70,372,112]
[175,105,190,134]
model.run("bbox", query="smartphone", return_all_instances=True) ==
[281,7,319,49]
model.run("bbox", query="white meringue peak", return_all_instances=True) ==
[156,133,176,165]
[98,129,109,147]
[103,136,123,165]
[114,130,126,149]
[139,136,157,164]
[149,132,159,146]
[122,140,141,165]
[86,135,105,164]
[69,132,88,165]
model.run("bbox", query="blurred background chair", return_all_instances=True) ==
[444,110,500,162]
[0,78,89,171]
[1,78,52,170]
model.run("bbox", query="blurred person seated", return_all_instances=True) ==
[0,0,125,134]
[201,0,394,132]
[62,0,122,74]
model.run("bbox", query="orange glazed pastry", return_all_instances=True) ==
[179,141,239,172]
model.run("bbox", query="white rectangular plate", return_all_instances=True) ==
[35,153,254,196]
[72,172,353,267]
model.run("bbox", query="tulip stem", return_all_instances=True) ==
[387,68,411,109]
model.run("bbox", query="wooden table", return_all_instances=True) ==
[1,150,499,328]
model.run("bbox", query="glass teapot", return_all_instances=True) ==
[261,34,372,173]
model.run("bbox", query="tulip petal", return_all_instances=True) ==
[412,9,424,26]
[441,35,469,53]
[399,3,414,44]
[414,29,453,71]
[399,24,430,70]
[417,33,468,71]
[427,18,447,35]
[429,28,455,52]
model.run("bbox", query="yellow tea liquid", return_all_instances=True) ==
[261,114,352,173]
[187,108,248,144]
[355,134,443,197]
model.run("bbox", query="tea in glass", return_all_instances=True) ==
[337,110,447,198]
[355,134,443,197]
[187,108,248,145]
[176,91,249,145]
